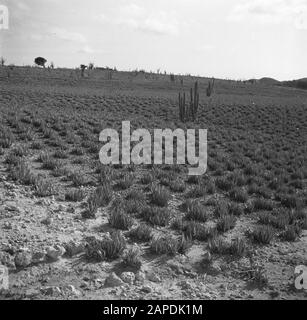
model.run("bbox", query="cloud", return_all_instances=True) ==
[77,45,94,54]
[50,27,86,43]
[98,3,181,36]
[229,0,307,29]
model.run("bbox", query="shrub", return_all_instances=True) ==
[129,224,153,242]
[228,203,244,216]
[140,173,154,185]
[187,175,200,184]
[252,198,274,211]
[229,237,246,256]
[185,183,206,198]
[126,189,146,202]
[109,208,134,230]
[71,147,84,156]
[85,232,126,261]
[170,179,186,193]
[9,160,37,186]
[208,237,231,255]
[65,189,85,202]
[185,200,208,222]
[54,149,68,159]
[31,141,43,150]
[183,221,217,241]
[93,183,113,207]
[216,177,233,191]
[177,236,193,254]
[171,217,184,231]
[279,195,301,209]
[116,173,134,190]
[35,179,56,197]
[150,236,179,256]
[97,165,114,184]
[82,185,112,219]
[251,225,274,244]
[280,225,301,242]
[214,201,229,218]
[11,146,28,157]
[39,152,59,170]
[122,247,142,269]
[206,180,216,194]
[150,185,170,207]
[229,187,248,203]
[217,215,236,232]
[142,206,171,227]
[70,171,88,187]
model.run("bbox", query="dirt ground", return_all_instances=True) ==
[0,67,306,300]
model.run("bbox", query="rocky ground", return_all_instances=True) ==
[0,162,306,300]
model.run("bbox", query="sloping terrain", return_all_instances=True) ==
[0,67,306,300]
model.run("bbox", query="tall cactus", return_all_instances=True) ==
[206,78,215,97]
[179,91,186,122]
[179,81,199,122]
[190,81,199,120]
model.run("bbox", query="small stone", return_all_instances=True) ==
[46,245,66,261]
[25,289,40,298]
[32,250,46,264]
[0,251,16,270]
[41,286,62,296]
[41,217,53,226]
[3,222,12,230]
[104,272,125,287]
[64,241,84,257]
[120,272,135,284]
[141,285,152,293]
[146,273,161,283]
[64,285,81,296]
[14,251,32,268]
[135,271,146,283]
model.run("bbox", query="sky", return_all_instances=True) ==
[0,0,306,80]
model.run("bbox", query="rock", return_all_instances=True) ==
[3,222,12,230]
[41,217,53,226]
[179,280,194,291]
[64,241,84,257]
[141,285,152,293]
[104,272,125,287]
[166,261,184,274]
[5,205,20,213]
[146,273,161,283]
[31,250,46,264]
[135,271,146,283]
[63,285,81,296]
[46,245,66,261]
[0,251,16,270]
[14,251,32,268]
[41,286,62,296]
[25,289,40,298]
[120,272,135,284]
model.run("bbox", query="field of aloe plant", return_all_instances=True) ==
[0,66,306,300]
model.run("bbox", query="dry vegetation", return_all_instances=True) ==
[0,66,306,300]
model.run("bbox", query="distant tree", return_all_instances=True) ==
[34,57,47,68]
[50,62,54,69]
[0,57,5,66]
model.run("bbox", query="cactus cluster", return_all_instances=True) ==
[206,78,215,97]
[179,81,199,122]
